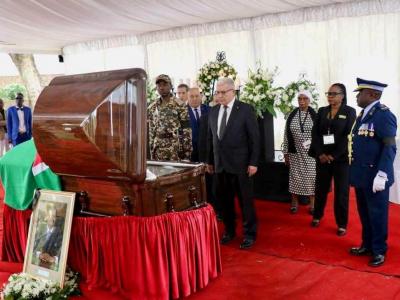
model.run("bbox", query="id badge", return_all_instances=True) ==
[302,139,311,150]
[323,134,335,145]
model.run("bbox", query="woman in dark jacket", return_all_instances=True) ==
[283,90,317,214]
[309,83,356,236]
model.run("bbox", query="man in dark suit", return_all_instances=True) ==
[187,87,209,162]
[33,206,63,270]
[207,77,260,249]
[7,93,32,146]
[349,78,397,267]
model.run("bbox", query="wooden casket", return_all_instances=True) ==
[33,68,206,216]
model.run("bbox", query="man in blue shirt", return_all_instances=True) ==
[349,78,397,267]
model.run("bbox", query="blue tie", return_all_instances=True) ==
[194,108,200,122]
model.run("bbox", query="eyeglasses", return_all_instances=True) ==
[325,92,342,97]
[214,89,234,96]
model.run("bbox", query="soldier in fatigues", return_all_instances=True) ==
[148,74,192,161]
[349,78,397,267]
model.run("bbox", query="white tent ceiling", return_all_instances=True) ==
[0,0,354,53]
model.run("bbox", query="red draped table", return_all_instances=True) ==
[1,203,221,300]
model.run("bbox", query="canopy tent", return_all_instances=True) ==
[0,0,355,54]
[1,0,399,147]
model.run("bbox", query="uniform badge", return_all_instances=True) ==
[359,124,366,136]
[364,123,369,137]
[369,123,375,137]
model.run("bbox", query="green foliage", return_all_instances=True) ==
[0,84,27,101]
[146,80,157,104]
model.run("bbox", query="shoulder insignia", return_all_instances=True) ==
[379,104,389,111]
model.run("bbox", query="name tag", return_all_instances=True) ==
[302,139,311,150]
[323,134,335,145]
[338,115,347,119]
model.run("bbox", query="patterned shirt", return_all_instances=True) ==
[148,96,192,161]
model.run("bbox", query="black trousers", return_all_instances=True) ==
[216,171,257,240]
[313,161,350,228]
[205,173,222,216]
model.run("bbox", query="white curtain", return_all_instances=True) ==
[63,0,400,148]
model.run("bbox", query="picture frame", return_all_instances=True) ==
[23,189,76,287]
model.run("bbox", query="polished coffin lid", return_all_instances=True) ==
[33,68,147,182]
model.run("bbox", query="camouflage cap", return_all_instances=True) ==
[155,74,172,84]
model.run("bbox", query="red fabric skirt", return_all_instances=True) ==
[1,204,221,300]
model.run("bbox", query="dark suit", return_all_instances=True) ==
[207,100,260,239]
[309,104,356,228]
[350,102,397,255]
[188,104,209,162]
[7,106,32,146]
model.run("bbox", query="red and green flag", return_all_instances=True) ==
[0,139,61,210]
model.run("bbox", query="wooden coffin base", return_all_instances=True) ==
[61,161,207,216]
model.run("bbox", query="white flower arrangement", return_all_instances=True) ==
[241,65,282,118]
[1,269,80,300]
[277,73,319,117]
[197,59,237,102]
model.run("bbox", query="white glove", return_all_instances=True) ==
[372,175,387,193]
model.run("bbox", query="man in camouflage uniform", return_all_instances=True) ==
[148,74,192,161]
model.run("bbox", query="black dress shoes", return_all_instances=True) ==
[349,246,372,256]
[220,233,235,245]
[310,219,320,227]
[368,254,385,267]
[337,228,347,236]
[239,239,255,249]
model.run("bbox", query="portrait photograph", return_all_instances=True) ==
[23,190,75,287]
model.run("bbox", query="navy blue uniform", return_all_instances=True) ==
[350,102,397,255]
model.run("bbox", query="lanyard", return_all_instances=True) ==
[298,110,309,133]
[327,108,337,134]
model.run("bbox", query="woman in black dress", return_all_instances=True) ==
[308,83,356,236]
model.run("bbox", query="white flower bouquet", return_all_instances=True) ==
[241,65,282,118]
[278,74,319,117]
[1,269,80,300]
[197,59,237,102]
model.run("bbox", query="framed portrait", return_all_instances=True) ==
[23,189,75,287]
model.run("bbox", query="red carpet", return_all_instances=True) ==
[2,187,400,299]
[189,188,400,299]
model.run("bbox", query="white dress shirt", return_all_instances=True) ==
[361,100,379,120]
[191,106,201,120]
[16,106,26,133]
[217,98,235,138]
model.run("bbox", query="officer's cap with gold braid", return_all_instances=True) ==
[353,78,387,92]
